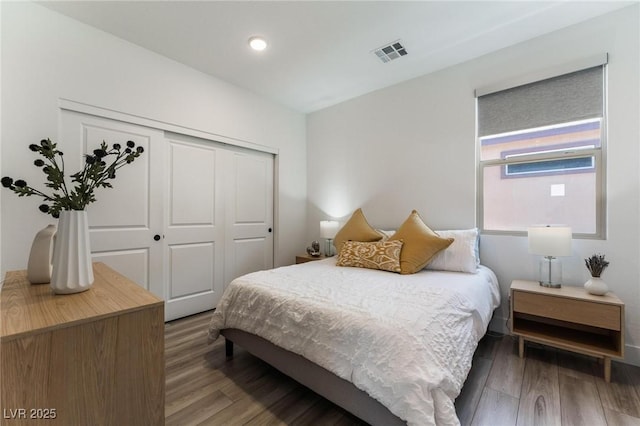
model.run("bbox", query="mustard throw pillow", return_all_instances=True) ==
[336,240,403,273]
[389,210,454,274]
[333,208,384,254]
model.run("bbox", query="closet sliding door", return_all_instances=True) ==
[224,149,274,288]
[164,137,224,321]
[60,110,275,321]
[59,110,165,298]
[164,136,275,320]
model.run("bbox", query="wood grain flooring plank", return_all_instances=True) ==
[310,406,364,425]
[556,349,600,382]
[243,386,322,426]
[456,356,493,426]
[166,361,247,405]
[164,311,640,426]
[559,373,606,426]
[208,372,298,425]
[474,333,502,361]
[470,388,519,426]
[289,397,354,426]
[596,361,640,418]
[166,389,233,426]
[166,344,256,395]
[516,346,561,426]
[486,336,526,398]
[164,311,212,335]
[165,340,226,376]
[165,370,241,418]
[604,408,640,426]
[217,363,277,402]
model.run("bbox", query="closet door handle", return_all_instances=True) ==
[268,228,272,233]
[154,234,161,241]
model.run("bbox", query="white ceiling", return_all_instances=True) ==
[40,1,633,113]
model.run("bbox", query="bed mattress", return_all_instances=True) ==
[209,258,500,426]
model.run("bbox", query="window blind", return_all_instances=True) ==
[477,65,605,137]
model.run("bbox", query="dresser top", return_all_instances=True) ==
[1,262,164,341]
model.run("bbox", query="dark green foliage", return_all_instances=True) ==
[2,138,143,218]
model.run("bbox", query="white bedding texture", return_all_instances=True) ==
[208,258,500,426]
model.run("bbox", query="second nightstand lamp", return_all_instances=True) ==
[320,220,339,256]
[528,225,572,288]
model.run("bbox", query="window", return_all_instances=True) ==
[476,58,606,238]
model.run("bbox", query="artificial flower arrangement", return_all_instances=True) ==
[2,138,143,216]
[584,253,609,278]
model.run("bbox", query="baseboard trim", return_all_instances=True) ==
[488,314,510,335]
[624,343,640,367]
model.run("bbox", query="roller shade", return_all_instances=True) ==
[477,65,605,137]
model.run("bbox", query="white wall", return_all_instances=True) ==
[307,5,640,365]
[0,2,307,274]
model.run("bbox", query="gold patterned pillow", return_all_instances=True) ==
[336,240,403,273]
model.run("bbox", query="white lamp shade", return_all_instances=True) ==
[528,226,572,257]
[320,220,339,239]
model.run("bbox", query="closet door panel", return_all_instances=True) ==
[91,249,149,290]
[233,238,270,279]
[235,156,268,223]
[225,151,274,287]
[169,143,216,226]
[81,126,149,228]
[59,111,164,296]
[164,139,223,321]
[168,243,215,298]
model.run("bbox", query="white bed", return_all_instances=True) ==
[208,257,500,426]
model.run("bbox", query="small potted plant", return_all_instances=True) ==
[584,254,610,295]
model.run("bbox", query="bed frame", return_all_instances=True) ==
[221,328,406,426]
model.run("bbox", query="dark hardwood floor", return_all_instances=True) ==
[165,311,640,425]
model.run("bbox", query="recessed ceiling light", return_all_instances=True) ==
[248,36,267,51]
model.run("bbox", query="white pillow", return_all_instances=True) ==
[426,228,480,273]
[376,229,396,240]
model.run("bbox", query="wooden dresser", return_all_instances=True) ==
[1,263,165,425]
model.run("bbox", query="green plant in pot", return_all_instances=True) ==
[2,138,143,293]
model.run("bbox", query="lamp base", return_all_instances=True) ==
[539,256,562,288]
[324,238,334,257]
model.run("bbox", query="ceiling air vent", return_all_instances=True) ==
[372,40,408,63]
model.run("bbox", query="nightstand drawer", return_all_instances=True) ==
[513,291,621,331]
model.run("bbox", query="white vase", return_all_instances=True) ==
[27,224,57,284]
[585,276,608,296]
[51,210,94,294]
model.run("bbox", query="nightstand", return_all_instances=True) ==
[295,253,327,264]
[510,279,624,382]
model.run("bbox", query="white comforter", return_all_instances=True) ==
[208,258,500,426]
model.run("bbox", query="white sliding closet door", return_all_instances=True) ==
[60,108,275,321]
[224,149,274,287]
[59,110,165,298]
[164,136,224,321]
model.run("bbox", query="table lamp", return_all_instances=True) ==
[527,225,572,288]
[320,220,339,256]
